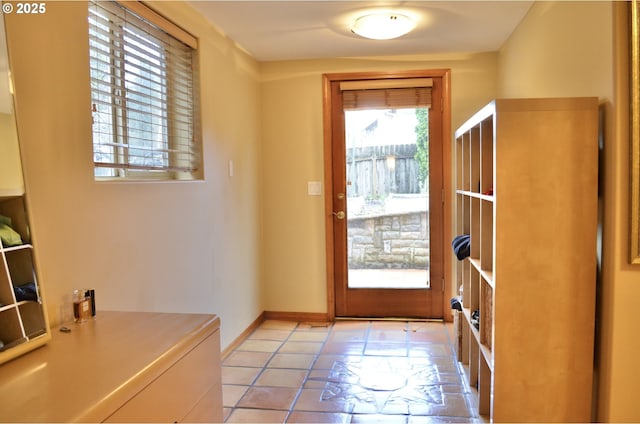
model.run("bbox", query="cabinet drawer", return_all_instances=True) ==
[105,329,221,423]
[182,382,223,423]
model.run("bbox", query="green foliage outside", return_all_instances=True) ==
[414,108,429,190]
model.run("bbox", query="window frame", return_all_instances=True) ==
[89,0,201,181]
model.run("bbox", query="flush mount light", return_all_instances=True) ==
[351,12,416,40]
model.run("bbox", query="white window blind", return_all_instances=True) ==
[89,1,200,178]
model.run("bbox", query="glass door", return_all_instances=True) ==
[345,108,430,290]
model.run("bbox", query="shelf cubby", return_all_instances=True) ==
[470,125,480,193]
[480,117,493,195]
[0,307,25,350]
[0,196,31,244]
[480,200,493,275]
[479,279,493,351]
[18,301,47,339]
[469,197,480,260]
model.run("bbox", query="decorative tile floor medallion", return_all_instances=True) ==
[321,358,449,414]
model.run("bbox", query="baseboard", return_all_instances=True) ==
[221,311,266,360]
[221,311,331,360]
[263,311,330,322]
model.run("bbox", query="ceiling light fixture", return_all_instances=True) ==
[351,12,416,40]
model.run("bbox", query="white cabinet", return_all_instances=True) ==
[105,332,222,423]
[454,98,599,422]
[0,311,222,423]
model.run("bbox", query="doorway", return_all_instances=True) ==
[323,70,451,319]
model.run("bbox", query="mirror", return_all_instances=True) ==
[0,16,22,195]
[0,14,51,364]
[631,0,640,264]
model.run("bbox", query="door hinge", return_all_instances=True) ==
[442,278,445,292]
[441,188,445,205]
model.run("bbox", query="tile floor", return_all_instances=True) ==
[222,319,484,423]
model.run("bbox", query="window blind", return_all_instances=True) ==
[341,78,432,111]
[89,1,200,177]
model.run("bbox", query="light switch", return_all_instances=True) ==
[228,160,234,177]
[307,181,322,196]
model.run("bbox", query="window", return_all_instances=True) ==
[89,1,201,179]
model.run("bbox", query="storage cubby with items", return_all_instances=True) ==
[453,98,598,422]
[0,194,50,363]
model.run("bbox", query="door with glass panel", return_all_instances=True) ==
[325,72,445,318]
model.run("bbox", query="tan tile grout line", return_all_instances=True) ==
[282,321,329,423]
[226,320,324,421]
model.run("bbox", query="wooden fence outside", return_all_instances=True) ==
[346,144,421,199]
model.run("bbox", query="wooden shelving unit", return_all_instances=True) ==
[454,98,598,422]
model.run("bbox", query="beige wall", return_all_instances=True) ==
[0,113,22,193]
[4,1,263,349]
[259,54,498,313]
[498,2,640,421]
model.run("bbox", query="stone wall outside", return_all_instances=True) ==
[348,211,429,269]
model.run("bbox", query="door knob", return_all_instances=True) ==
[332,211,345,220]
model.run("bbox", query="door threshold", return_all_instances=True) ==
[335,317,444,322]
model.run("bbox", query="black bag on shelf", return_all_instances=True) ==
[452,234,470,260]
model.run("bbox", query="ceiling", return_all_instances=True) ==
[187,1,534,62]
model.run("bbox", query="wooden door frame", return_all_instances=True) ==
[322,69,453,321]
